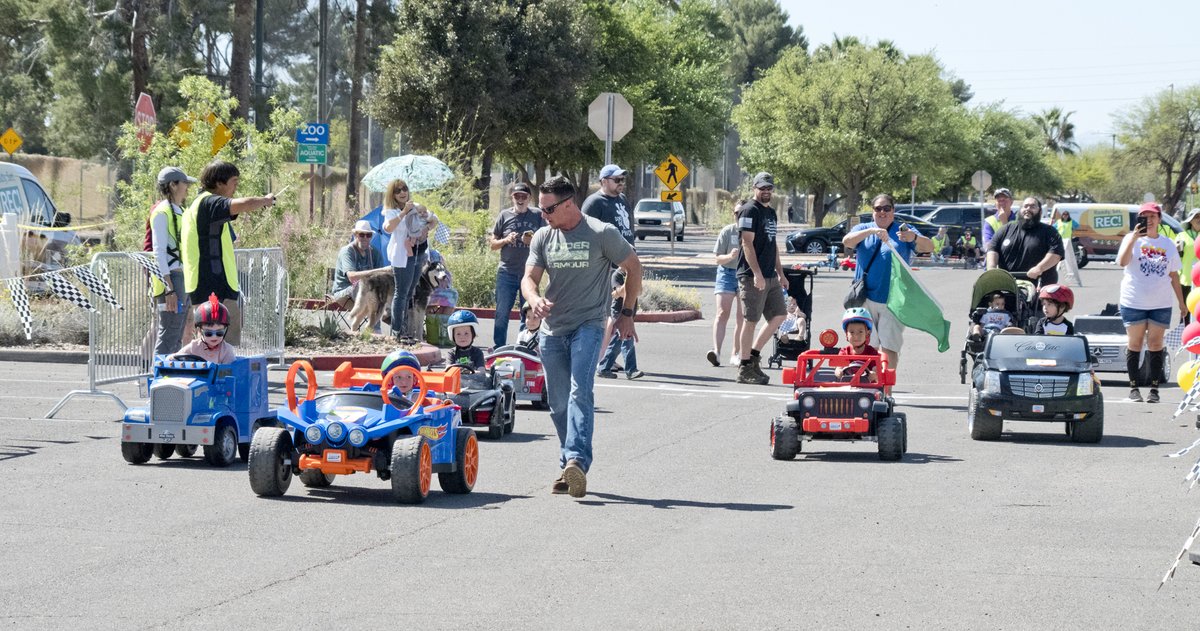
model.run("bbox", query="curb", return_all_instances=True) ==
[0,348,89,364]
[292,343,442,371]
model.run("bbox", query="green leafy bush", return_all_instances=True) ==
[0,296,89,346]
[638,278,701,312]
[441,247,501,308]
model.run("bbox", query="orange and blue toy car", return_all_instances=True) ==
[770,328,908,461]
[248,360,478,503]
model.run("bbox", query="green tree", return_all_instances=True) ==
[1116,85,1200,214]
[1031,106,1079,155]
[722,0,806,87]
[949,106,1061,198]
[733,44,971,220]
[1051,146,1113,202]
[0,0,52,153]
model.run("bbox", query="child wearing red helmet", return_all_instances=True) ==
[1034,284,1075,336]
[174,293,236,363]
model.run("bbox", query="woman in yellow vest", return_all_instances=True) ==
[149,167,196,356]
[1054,209,1077,241]
[1176,208,1200,324]
[181,160,277,346]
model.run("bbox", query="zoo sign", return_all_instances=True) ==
[295,123,329,145]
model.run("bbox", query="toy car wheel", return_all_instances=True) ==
[486,397,506,440]
[153,443,175,460]
[391,435,432,504]
[503,391,516,435]
[1068,405,1104,444]
[174,445,197,458]
[121,442,153,465]
[299,469,336,488]
[770,415,800,460]
[248,427,294,497]
[895,412,908,454]
[439,428,479,494]
[877,416,904,461]
[967,388,1002,441]
[204,422,239,467]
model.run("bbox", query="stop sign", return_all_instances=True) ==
[134,92,157,153]
[588,93,633,143]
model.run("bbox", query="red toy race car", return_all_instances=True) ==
[486,345,547,409]
[770,329,907,461]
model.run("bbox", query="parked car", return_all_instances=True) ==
[918,203,997,236]
[1043,203,1183,267]
[894,203,938,217]
[0,161,78,292]
[785,212,943,255]
[633,198,685,241]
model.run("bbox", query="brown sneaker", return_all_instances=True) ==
[736,361,759,384]
[551,472,569,495]
[748,355,770,385]
[563,459,587,498]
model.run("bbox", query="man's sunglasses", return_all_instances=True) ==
[757,185,774,191]
[542,196,572,215]
[608,177,626,184]
[201,329,227,338]
[873,205,894,212]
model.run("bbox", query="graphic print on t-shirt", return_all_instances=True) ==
[546,239,591,269]
[1138,243,1169,278]
[764,218,776,242]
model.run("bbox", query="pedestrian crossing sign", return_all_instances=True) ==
[655,154,688,190]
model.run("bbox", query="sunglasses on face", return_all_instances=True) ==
[394,187,409,194]
[542,196,572,215]
[512,193,529,200]
[873,205,894,213]
[757,186,774,192]
[201,328,226,338]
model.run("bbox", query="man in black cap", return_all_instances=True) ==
[982,187,1013,249]
[489,181,545,347]
[735,171,789,384]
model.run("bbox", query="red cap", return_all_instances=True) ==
[1138,202,1162,216]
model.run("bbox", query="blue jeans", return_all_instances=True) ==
[391,264,413,336]
[539,323,605,472]
[493,269,525,347]
[598,328,637,375]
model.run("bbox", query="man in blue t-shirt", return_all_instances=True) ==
[841,193,932,369]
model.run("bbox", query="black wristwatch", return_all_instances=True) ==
[620,308,634,317]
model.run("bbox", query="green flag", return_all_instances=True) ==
[886,249,951,352]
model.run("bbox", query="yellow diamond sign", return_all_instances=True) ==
[170,113,232,156]
[660,190,682,202]
[654,154,688,190]
[0,128,22,155]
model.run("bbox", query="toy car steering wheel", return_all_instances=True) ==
[285,360,318,413]
[381,366,428,415]
[451,363,475,375]
[170,354,208,362]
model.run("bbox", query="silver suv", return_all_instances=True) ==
[633,198,685,241]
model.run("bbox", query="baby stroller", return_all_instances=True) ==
[958,269,1040,383]
[767,267,817,369]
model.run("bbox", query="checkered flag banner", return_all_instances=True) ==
[71,266,122,310]
[1172,378,1200,419]
[1159,513,1200,589]
[47,270,95,312]
[4,277,33,340]
[124,252,166,284]
[1165,322,1186,352]
[435,222,451,245]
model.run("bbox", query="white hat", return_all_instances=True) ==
[352,220,374,234]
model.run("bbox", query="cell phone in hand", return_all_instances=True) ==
[1136,216,1148,234]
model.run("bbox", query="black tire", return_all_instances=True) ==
[771,415,800,460]
[121,442,153,464]
[1068,404,1104,443]
[637,234,645,241]
[390,435,431,504]
[299,469,336,488]
[248,427,293,497]
[485,396,505,440]
[153,443,175,460]
[895,412,909,453]
[439,428,479,494]
[877,416,904,461]
[175,444,197,458]
[804,239,828,254]
[967,388,1002,441]
[503,392,516,435]
[203,422,239,467]
[1073,240,1089,268]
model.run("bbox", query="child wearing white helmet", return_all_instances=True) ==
[835,307,881,383]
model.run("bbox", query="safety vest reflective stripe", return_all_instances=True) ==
[181,191,239,295]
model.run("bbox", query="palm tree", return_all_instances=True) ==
[1032,107,1080,155]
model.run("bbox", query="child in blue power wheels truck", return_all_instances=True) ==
[445,310,486,370]
[834,308,881,383]
[174,293,236,363]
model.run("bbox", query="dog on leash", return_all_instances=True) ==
[343,259,450,339]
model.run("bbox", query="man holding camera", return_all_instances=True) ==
[490,182,545,347]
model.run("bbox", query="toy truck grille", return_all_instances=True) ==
[151,383,195,423]
[1007,374,1070,398]
[812,395,863,419]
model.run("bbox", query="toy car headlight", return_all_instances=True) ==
[304,425,324,444]
[857,396,871,411]
[348,427,367,447]
[327,421,347,443]
[1077,374,1094,396]
[801,395,815,409]
[984,370,1001,394]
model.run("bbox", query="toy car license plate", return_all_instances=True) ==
[326,451,343,463]
[829,422,842,430]
[1032,405,1045,413]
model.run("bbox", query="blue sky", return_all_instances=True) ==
[777,0,1199,148]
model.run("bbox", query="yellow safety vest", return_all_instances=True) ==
[985,215,1005,234]
[182,191,239,295]
[932,235,948,251]
[1055,219,1073,241]
[148,200,181,297]
[1179,229,1198,287]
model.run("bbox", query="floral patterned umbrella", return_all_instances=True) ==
[361,154,455,193]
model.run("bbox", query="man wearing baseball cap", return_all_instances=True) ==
[735,171,789,384]
[329,219,387,310]
[584,164,644,379]
[982,187,1014,249]
[489,181,546,346]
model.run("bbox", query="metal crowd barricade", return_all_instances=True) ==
[45,248,288,418]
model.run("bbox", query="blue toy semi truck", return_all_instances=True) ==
[120,355,278,466]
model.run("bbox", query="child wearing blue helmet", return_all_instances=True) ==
[836,307,881,383]
[380,349,422,404]
[445,309,486,369]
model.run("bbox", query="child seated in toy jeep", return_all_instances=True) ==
[834,308,881,383]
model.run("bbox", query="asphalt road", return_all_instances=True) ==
[2,253,1199,629]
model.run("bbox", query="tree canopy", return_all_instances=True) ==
[1115,85,1200,213]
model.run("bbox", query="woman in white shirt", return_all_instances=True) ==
[382,179,415,339]
[1117,202,1187,403]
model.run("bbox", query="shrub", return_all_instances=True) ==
[638,278,701,312]
[441,247,500,308]
[0,296,89,346]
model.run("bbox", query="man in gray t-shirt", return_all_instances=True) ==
[580,164,634,245]
[523,176,640,498]
[489,182,545,346]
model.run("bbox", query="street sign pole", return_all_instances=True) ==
[309,165,315,221]
[605,93,614,165]
[911,174,917,207]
